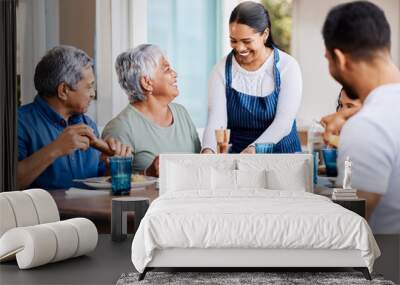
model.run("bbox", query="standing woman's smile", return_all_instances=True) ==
[230,22,271,70]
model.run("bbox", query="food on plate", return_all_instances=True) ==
[106,174,147,183]
[132,174,147,182]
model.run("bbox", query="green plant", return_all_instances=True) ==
[262,0,292,53]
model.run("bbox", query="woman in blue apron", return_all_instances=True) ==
[202,1,302,154]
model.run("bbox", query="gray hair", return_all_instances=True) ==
[34,45,93,97]
[115,44,164,102]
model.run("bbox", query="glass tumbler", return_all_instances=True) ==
[322,148,338,177]
[109,156,133,195]
[255,143,275,154]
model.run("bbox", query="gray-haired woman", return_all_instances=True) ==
[102,44,201,177]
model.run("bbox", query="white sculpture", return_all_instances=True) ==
[0,189,98,269]
[343,156,352,190]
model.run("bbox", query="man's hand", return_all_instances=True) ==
[17,124,97,190]
[144,156,160,177]
[241,145,256,154]
[50,124,97,156]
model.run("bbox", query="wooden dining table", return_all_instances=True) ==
[49,185,159,233]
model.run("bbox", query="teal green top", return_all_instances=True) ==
[102,103,201,172]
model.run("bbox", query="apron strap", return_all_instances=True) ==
[272,48,281,95]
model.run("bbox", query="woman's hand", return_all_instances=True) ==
[100,138,133,164]
[144,156,160,177]
[320,107,360,145]
[201,148,215,154]
[241,145,256,154]
[104,138,133,157]
[320,112,343,145]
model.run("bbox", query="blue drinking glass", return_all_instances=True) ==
[255,143,275,154]
[322,148,338,177]
[313,151,319,184]
[109,156,133,195]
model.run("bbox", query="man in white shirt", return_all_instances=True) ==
[322,1,400,233]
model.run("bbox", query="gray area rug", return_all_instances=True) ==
[117,271,396,285]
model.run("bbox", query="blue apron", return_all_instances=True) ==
[225,48,301,153]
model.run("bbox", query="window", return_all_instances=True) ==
[262,0,293,53]
[147,0,220,128]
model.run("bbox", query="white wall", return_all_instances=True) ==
[17,0,49,105]
[292,0,400,129]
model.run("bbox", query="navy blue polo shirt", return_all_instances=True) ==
[18,95,106,190]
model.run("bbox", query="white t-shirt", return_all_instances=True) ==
[202,49,303,152]
[337,83,400,234]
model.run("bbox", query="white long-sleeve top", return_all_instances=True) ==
[202,49,302,152]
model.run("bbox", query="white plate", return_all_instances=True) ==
[74,176,158,189]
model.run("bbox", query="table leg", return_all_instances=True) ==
[111,201,124,241]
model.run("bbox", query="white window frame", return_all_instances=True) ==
[95,0,148,129]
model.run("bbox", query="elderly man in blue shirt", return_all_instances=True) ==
[17,46,132,190]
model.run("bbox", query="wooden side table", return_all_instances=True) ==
[332,198,366,218]
[111,197,150,242]
[314,182,367,219]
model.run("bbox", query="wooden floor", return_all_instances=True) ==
[0,235,398,284]
[0,235,134,285]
